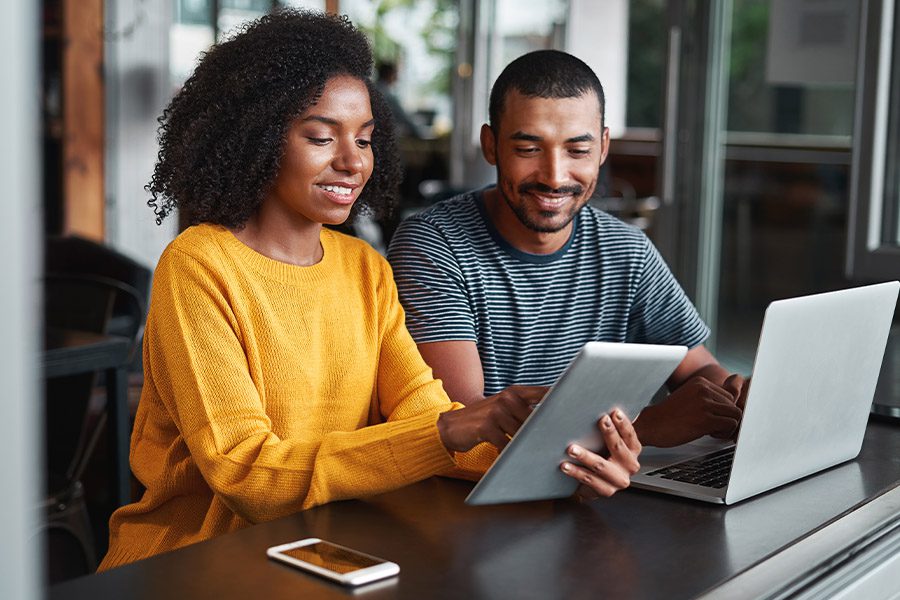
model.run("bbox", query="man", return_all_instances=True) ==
[387,50,745,448]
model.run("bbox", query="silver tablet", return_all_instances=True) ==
[465,342,687,506]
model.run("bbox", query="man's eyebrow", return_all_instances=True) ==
[509,131,595,143]
[566,133,595,143]
[301,116,376,129]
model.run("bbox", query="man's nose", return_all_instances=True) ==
[538,150,567,191]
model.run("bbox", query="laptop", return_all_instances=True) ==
[465,342,687,505]
[630,281,899,505]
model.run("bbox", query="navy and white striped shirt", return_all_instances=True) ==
[387,190,709,396]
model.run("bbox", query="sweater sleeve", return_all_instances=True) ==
[373,258,496,476]
[146,247,458,523]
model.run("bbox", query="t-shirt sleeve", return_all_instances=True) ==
[626,236,710,348]
[387,215,477,343]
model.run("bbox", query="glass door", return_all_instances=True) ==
[848,0,900,280]
[715,0,860,370]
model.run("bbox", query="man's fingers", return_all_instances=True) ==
[597,417,641,474]
[560,460,629,497]
[736,377,752,411]
[561,412,641,501]
[723,373,744,400]
[701,383,740,407]
[611,409,642,455]
[705,396,743,419]
[707,415,740,438]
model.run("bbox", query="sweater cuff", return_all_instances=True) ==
[387,403,463,480]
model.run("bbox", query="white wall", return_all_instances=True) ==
[567,0,629,138]
[0,2,41,598]
[106,0,177,270]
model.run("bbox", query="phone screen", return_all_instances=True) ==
[281,542,382,574]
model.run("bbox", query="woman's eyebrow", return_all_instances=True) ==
[302,115,339,126]
[301,116,376,129]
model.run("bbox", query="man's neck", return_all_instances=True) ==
[482,187,574,255]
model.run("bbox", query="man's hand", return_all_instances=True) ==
[633,376,743,447]
[561,409,642,500]
[437,386,548,452]
[724,374,751,439]
[724,373,750,412]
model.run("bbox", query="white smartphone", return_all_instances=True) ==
[266,538,399,586]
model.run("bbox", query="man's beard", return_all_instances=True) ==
[498,177,587,234]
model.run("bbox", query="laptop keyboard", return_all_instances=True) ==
[644,447,735,489]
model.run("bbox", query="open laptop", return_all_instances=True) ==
[630,281,899,505]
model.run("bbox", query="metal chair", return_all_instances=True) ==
[41,272,144,582]
[44,235,151,352]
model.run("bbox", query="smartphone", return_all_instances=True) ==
[266,538,399,586]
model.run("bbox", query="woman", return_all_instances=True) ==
[100,10,640,570]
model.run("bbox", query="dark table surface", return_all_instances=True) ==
[51,419,900,600]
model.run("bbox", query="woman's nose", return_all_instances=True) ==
[333,139,365,174]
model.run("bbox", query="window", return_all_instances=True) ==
[847,0,900,279]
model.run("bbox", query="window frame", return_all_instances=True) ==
[847,0,900,280]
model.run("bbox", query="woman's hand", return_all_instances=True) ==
[437,385,548,452]
[563,409,643,500]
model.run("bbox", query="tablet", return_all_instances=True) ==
[464,342,687,505]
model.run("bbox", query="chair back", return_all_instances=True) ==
[45,235,151,339]
[43,273,144,479]
[41,247,150,582]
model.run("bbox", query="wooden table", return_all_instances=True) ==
[51,420,900,599]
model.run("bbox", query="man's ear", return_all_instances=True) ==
[480,124,497,166]
[599,127,611,166]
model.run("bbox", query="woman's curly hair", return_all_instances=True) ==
[147,9,401,228]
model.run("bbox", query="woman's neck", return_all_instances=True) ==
[230,210,324,267]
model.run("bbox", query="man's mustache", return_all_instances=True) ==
[517,182,584,196]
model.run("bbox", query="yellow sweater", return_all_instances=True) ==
[100,224,490,570]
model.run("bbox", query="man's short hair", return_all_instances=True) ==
[488,49,606,131]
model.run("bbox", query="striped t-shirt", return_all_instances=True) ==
[387,190,710,396]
